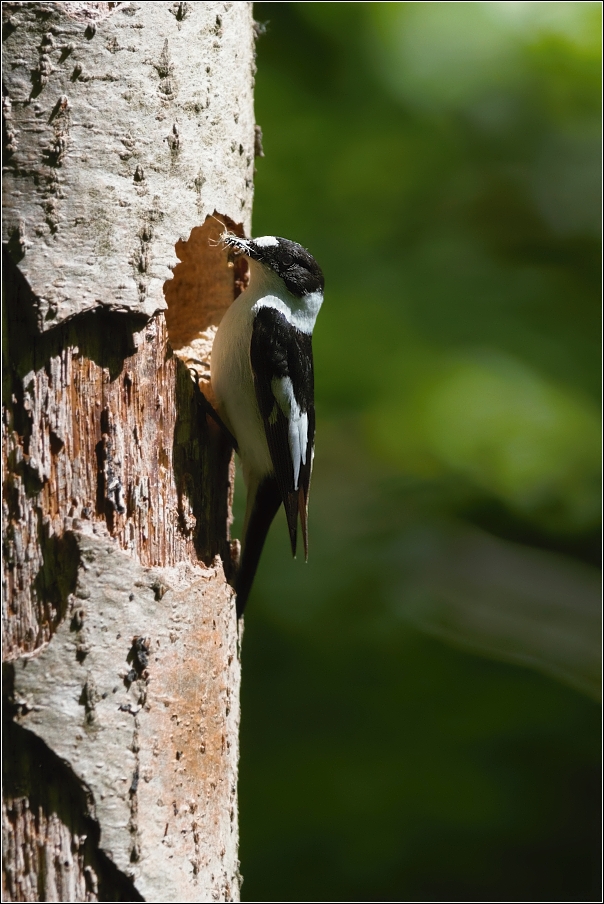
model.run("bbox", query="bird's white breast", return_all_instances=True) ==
[211,290,273,481]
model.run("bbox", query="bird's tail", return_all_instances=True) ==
[235,475,281,618]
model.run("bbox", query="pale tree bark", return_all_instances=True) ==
[2,3,257,901]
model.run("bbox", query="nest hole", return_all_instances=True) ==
[163,212,248,398]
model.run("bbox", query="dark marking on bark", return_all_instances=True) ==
[127,636,151,675]
[170,2,190,25]
[58,42,75,64]
[166,121,180,154]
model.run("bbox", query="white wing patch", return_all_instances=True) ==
[271,376,308,490]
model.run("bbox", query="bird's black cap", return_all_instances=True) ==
[224,234,324,297]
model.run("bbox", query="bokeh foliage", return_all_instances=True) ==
[238,3,601,901]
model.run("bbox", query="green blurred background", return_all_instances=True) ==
[237,3,601,901]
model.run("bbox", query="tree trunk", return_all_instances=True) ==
[2,3,256,901]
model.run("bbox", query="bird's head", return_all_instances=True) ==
[223,234,324,298]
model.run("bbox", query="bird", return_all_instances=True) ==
[210,233,324,617]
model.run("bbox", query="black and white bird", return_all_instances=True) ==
[210,233,324,617]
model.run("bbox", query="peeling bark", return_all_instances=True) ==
[3,2,256,900]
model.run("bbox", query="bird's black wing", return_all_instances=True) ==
[250,306,315,558]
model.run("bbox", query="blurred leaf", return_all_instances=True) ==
[369,352,600,530]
